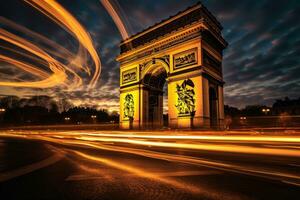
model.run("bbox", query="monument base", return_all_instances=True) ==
[177,114,194,129]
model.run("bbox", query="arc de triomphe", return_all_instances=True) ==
[117,2,227,129]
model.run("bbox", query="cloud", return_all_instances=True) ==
[0,0,299,110]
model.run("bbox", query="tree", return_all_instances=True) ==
[224,105,240,117]
[241,105,266,116]
[272,97,300,115]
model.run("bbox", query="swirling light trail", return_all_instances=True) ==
[0,55,49,79]
[0,28,68,88]
[0,17,85,89]
[0,17,76,65]
[0,0,102,90]
[100,0,130,39]
[25,0,101,88]
[0,0,130,97]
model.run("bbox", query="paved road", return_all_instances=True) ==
[0,131,300,200]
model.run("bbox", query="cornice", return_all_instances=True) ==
[117,24,203,64]
[119,2,225,54]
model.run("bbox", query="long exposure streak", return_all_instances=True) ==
[100,0,130,39]
[0,0,104,89]
[24,0,101,88]
[2,131,300,187]
[0,0,131,92]
[0,28,68,88]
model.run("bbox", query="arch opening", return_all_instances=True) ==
[142,64,168,129]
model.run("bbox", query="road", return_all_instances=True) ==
[0,130,300,200]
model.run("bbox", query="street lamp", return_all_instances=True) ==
[262,108,270,115]
[0,108,5,124]
[239,116,247,127]
[91,115,97,124]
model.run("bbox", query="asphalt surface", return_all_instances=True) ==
[0,132,300,200]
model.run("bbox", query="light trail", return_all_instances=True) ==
[75,135,300,157]
[5,129,300,143]
[0,0,132,96]
[100,0,130,39]
[73,163,114,181]
[73,150,205,195]
[0,145,65,182]
[0,17,89,79]
[0,55,49,79]
[0,17,77,65]
[25,0,101,88]
[1,131,300,186]
[0,20,83,89]
[0,0,101,90]
[0,28,68,88]
[71,142,300,186]
[67,132,300,143]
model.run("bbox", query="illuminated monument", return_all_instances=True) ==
[117,2,228,129]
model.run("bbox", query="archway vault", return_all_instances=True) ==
[142,58,169,91]
[117,2,227,129]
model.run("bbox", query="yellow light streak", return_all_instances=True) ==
[73,150,203,194]
[0,0,101,90]
[25,0,101,88]
[0,26,71,88]
[0,55,49,79]
[76,135,300,157]
[0,28,66,88]
[0,17,76,65]
[1,0,132,96]
[73,132,300,143]
[2,131,300,186]
[100,0,129,39]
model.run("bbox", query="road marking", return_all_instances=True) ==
[0,149,65,182]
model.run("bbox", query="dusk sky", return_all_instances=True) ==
[0,0,299,112]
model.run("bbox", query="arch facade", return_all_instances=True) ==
[117,3,227,129]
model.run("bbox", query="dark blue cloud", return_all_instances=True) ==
[0,0,299,109]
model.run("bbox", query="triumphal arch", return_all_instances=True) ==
[117,3,228,129]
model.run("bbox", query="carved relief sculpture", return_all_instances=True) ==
[124,94,134,119]
[175,79,196,116]
[122,68,137,84]
[173,48,197,69]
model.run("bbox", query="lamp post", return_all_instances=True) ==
[64,117,71,123]
[262,108,270,115]
[91,115,97,124]
[0,108,6,124]
[239,116,247,127]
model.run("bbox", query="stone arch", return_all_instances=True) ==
[140,59,169,128]
[141,58,169,91]
[141,58,170,80]
[117,3,227,130]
